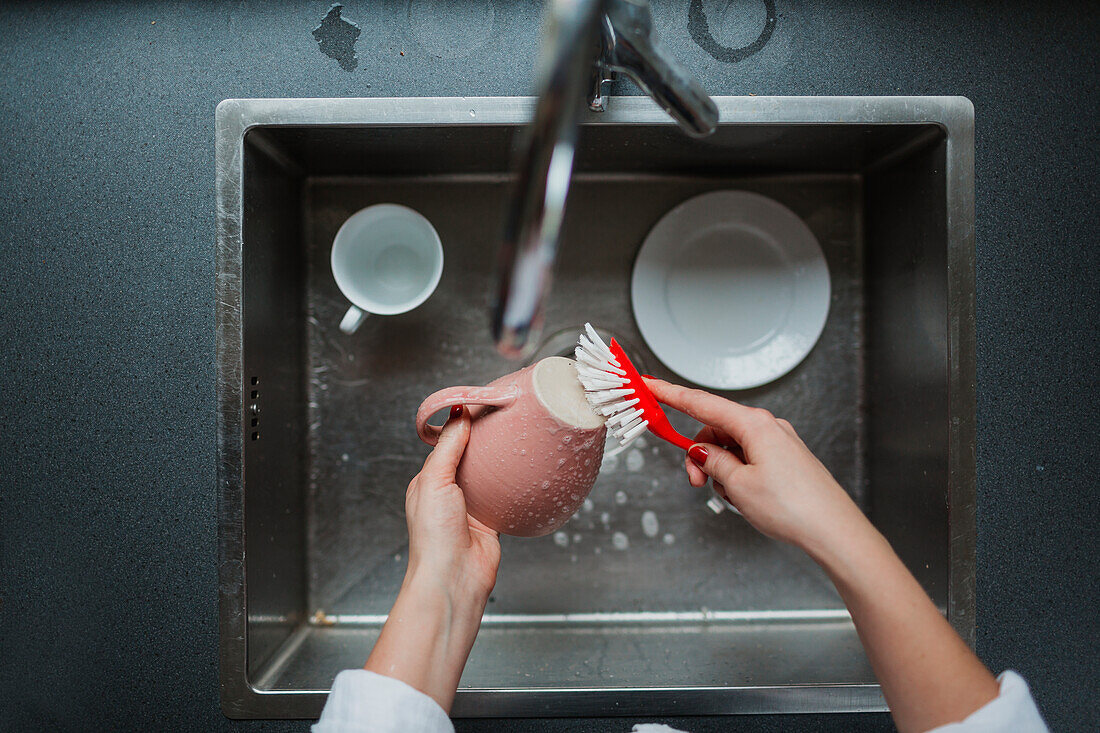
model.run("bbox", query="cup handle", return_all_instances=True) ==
[416,385,519,446]
[340,306,368,334]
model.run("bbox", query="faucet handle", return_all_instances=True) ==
[588,15,616,112]
[588,61,616,113]
[602,0,718,137]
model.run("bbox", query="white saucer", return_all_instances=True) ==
[631,191,830,390]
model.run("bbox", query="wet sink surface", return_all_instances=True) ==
[216,97,975,718]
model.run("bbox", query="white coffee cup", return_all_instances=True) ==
[331,204,444,334]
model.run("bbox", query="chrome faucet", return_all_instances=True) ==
[492,0,719,359]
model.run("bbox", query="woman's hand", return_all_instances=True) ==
[365,406,500,713]
[644,377,1002,732]
[643,377,865,555]
[404,405,501,600]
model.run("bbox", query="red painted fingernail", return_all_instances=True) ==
[641,374,656,379]
[688,445,708,467]
[448,405,463,422]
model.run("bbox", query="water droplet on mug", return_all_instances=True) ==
[641,510,659,538]
[614,490,628,505]
[553,532,569,547]
[612,532,629,550]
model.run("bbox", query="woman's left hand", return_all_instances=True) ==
[404,405,501,604]
[365,405,500,712]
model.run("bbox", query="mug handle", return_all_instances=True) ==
[416,385,519,446]
[340,306,368,334]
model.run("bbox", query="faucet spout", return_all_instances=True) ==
[492,0,716,358]
[491,0,601,359]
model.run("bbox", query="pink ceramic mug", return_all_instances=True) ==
[416,356,606,537]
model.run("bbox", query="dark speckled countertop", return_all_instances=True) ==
[1,1,1096,731]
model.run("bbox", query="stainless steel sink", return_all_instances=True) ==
[216,96,975,719]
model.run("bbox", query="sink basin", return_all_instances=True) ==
[216,96,975,718]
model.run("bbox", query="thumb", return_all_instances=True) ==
[421,406,471,483]
[688,443,744,486]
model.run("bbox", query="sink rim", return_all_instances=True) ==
[215,95,975,718]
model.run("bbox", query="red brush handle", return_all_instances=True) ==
[609,339,695,451]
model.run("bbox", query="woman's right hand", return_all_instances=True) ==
[643,377,867,554]
[643,378,1014,733]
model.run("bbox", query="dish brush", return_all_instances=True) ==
[574,323,695,450]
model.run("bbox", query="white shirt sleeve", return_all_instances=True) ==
[311,668,1046,733]
[925,670,1048,733]
[312,669,454,733]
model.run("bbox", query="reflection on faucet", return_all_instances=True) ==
[492,0,719,359]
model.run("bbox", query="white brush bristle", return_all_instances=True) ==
[573,322,649,447]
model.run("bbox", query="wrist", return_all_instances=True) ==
[403,563,490,623]
[800,500,883,577]
[365,567,489,712]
